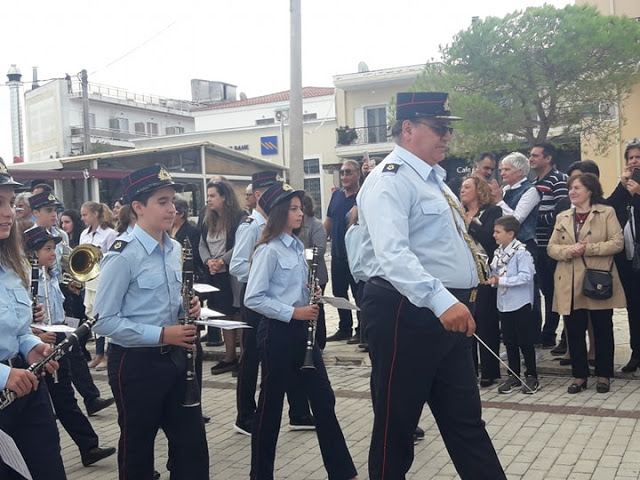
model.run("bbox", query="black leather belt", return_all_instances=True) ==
[1,355,25,368]
[369,277,477,304]
[111,344,174,354]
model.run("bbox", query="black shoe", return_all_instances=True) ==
[86,397,115,416]
[550,341,567,356]
[289,414,315,431]
[346,335,360,345]
[596,380,610,393]
[621,357,640,373]
[413,426,425,444]
[541,340,556,349]
[234,419,252,436]
[567,380,588,394]
[154,471,161,480]
[210,358,238,375]
[326,331,351,342]
[559,358,571,366]
[202,415,210,424]
[479,378,497,388]
[81,446,116,467]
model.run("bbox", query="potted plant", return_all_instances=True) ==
[336,126,358,145]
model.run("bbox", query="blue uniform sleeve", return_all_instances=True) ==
[244,245,294,323]
[361,174,458,317]
[229,222,257,283]
[93,253,162,345]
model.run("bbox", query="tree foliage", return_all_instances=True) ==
[417,5,640,155]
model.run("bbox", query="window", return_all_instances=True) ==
[109,117,129,132]
[303,113,318,122]
[304,178,322,218]
[147,122,159,136]
[166,126,185,135]
[365,106,387,143]
[303,158,320,174]
[256,118,275,126]
[134,122,146,134]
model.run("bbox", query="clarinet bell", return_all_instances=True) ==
[181,376,201,408]
[300,348,315,371]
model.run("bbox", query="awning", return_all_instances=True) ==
[8,169,134,181]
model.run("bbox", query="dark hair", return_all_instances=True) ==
[568,173,603,205]
[566,160,600,178]
[625,141,640,162]
[302,195,315,217]
[474,152,495,165]
[117,204,134,234]
[204,181,241,236]
[173,195,189,219]
[255,195,294,249]
[461,175,492,208]
[0,188,29,288]
[533,143,557,160]
[494,215,521,235]
[31,183,53,193]
[60,209,84,247]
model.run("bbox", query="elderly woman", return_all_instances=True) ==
[461,175,503,386]
[606,138,640,373]
[548,173,625,394]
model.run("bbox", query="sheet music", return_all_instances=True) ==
[195,319,252,330]
[0,428,32,479]
[30,324,75,333]
[200,307,225,319]
[318,296,360,311]
[193,283,220,293]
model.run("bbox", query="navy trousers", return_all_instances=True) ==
[362,281,506,480]
[251,317,357,480]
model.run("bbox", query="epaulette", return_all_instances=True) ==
[109,240,129,253]
[244,217,255,224]
[382,163,401,173]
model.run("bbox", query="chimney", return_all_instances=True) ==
[32,66,39,90]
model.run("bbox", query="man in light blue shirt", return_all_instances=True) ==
[358,92,505,480]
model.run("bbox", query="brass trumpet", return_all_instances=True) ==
[61,244,103,285]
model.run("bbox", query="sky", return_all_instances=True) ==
[0,0,572,163]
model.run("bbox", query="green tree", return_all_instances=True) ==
[418,5,640,155]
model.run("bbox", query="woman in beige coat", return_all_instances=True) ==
[548,173,626,394]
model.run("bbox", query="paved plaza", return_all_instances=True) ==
[56,304,640,479]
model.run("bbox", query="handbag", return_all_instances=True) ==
[581,257,613,300]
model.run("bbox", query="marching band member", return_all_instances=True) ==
[244,183,358,480]
[27,191,68,268]
[93,164,208,479]
[25,226,115,468]
[0,157,65,480]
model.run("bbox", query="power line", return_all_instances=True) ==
[90,21,178,77]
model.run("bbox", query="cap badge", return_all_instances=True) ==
[0,163,7,175]
[282,183,293,192]
[443,98,451,111]
[157,168,172,181]
[275,174,284,182]
[48,193,56,201]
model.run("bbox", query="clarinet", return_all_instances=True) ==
[179,237,201,408]
[301,245,320,371]
[30,255,58,384]
[0,316,98,410]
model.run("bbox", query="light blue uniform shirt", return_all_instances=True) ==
[344,223,367,283]
[229,209,266,284]
[491,242,536,313]
[37,268,65,325]
[358,145,479,318]
[244,233,309,323]
[93,225,184,347]
[0,264,42,389]
[50,226,69,270]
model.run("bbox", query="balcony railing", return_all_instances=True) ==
[336,124,389,147]
[69,125,153,143]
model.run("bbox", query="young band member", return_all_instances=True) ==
[244,183,358,480]
[28,191,69,268]
[25,227,116,467]
[93,164,209,479]
[229,171,313,436]
[0,158,65,480]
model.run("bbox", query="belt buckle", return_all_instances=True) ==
[7,358,14,368]
[160,345,171,355]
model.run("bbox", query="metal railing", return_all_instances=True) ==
[336,124,389,147]
[69,125,152,142]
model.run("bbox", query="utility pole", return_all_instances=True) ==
[81,69,90,156]
[288,0,303,189]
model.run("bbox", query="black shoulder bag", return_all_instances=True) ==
[574,212,613,300]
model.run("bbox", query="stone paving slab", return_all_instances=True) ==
[58,363,640,480]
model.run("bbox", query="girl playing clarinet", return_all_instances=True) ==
[244,182,359,480]
[0,157,65,480]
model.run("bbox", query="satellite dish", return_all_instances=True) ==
[357,62,369,73]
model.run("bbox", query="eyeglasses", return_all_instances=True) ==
[416,121,454,137]
[340,169,355,176]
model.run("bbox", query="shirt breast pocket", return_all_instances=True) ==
[137,274,164,290]
[277,257,298,273]
[420,201,449,216]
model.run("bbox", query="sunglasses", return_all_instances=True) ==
[416,121,454,137]
[340,169,356,176]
